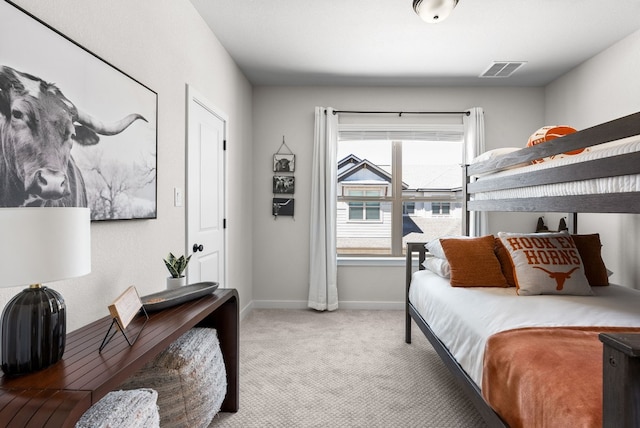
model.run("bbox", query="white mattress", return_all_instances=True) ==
[408,269,640,387]
[473,135,640,200]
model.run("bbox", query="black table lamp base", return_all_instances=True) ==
[1,284,66,376]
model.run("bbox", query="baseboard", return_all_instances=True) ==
[339,301,404,310]
[252,300,309,309]
[249,300,404,311]
[239,300,254,321]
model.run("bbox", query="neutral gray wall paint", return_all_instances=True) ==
[252,86,544,307]
[0,0,255,330]
[545,29,640,288]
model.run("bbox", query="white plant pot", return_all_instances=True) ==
[166,276,186,289]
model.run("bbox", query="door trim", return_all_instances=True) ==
[185,84,228,288]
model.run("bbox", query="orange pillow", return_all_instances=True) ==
[498,231,592,296]
[527,125,581,164]
[440,235,508,287]
[494,237,516,287]
[571,234,609,286]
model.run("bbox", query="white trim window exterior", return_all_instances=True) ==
[431,201,451,216]
[347,189,383,222]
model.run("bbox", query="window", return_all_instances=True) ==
[347,189,381,221]
[337,124,464,257]
[431,202,451,216]
[348,202,381,220]
[403,202,415,215]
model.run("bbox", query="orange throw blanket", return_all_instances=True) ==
[482,326,640,428]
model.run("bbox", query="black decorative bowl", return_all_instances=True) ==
[141,282,218,312]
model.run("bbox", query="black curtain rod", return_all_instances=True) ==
[330,110,470,116]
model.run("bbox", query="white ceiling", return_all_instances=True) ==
[189,0,640,87]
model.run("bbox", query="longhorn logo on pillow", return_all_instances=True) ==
[497,231,593,296]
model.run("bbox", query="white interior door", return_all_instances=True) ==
[186,86,226,287]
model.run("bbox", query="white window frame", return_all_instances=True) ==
[337,123,464,258]
[345,188,383,222]
[431,201,452,216]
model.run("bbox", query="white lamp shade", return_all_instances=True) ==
[0,207,91,287]
[414,0,459,23]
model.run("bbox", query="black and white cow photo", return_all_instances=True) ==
[1,2,157,220]
[0,66,148,216]
[273,175,295,194]
[273,154,295,172]
[0,65,155,220]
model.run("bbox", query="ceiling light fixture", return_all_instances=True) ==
[413,0,459,23]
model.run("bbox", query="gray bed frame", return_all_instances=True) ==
[405,111,640,428]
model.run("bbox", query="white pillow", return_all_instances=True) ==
[422,257,451,278]
[425,238,447,259]
[470,147,521,164]
[425,235,470,260]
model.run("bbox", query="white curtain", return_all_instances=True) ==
[463,107,488,237]
[308,107,339,311]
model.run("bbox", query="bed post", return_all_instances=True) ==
[599,333,640,427]
[406,242,428,344]
[462,164,470,236]
[405,243,413,344]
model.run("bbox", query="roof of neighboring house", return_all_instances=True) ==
[338,156,409,189]
[337,155,461,190]
[402,164,461,190]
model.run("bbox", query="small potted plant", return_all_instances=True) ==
[164,252,191,289]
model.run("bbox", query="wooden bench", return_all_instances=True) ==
[0,288,239,428]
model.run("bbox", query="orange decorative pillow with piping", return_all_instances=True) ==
[498,231,592,296]
[527,125,582,164]
[439,235,508,287]
[571,234,609,286]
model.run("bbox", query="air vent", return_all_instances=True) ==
[480,61,526,78]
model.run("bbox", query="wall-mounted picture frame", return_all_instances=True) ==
[0,1,158,221]
[272,198,294,217]
[273,175,295,194]
[273,154,295,172]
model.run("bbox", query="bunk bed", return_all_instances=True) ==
[405,111,640,428]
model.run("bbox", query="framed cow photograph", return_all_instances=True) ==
[272,198,294,217]
[273,154,295,172]
[0,1,158,221]
[273,175,295,194]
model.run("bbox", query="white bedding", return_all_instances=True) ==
[408,269,640,387]
[473,135,640,200]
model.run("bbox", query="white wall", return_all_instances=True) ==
[545,29,640,288]
[252,86,544,307]
[0,0,255,330]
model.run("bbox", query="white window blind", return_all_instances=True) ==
[338,124,464,142]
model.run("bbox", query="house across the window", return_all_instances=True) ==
[336,137,463,256]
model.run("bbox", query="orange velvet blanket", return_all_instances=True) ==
[482,326,640,428]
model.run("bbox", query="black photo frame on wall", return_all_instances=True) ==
[273,154,295,172]
[272,198,294,217]
[273,176,295,194]
[0,1,158,221]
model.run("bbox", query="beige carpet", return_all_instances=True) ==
[209,309,488,428]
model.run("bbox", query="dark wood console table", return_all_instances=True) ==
[0,288,239,427]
